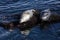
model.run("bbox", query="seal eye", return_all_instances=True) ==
[44,13,49,17]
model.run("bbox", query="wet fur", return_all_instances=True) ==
[18,9,39,31]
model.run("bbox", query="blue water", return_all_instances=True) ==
[0,0,60,40]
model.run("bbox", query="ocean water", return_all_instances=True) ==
[0,0,60,40]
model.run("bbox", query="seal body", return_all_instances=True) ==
[40,9,60,29]
[18,9,39,31]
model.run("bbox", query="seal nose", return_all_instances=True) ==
[41,9,51,21]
